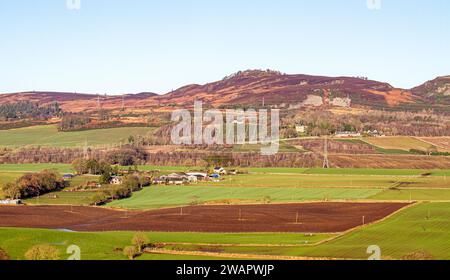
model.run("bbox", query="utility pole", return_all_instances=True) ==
[121,95,125,111]
[83,139,89,160]
[323,136,330,169]
[97,95,101,111]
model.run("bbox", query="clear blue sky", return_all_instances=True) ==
[0,0,449,94]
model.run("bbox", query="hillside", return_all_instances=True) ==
[0,70,447,112]
[412,76,450,105]
[157,70,412,108]
[0,91,158,113]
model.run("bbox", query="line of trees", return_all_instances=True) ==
[1,170,68,199]
[0,101,61,121]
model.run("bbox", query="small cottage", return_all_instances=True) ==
[110,176,123,185]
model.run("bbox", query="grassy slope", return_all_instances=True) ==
[107,186,381,210]
[0,163,73,173]
[0,125,154,147]
[0,228,332,260]
[25,191,99,206]
[1,163,449,176]
[363,136,438,152]
[370,189,450,201]
[193,173,450,189]
[294,202,450,259]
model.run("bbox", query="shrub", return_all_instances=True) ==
[402,250,435,260]
[123,246,138,260]
[123,175,141,192]
[24,244,60,260]
[0,248,10,260]
[109,186,132,200]
[132,233,149,253]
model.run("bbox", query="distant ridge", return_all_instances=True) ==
[1,70,449,112]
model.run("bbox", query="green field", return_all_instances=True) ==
[3,203,449,260]
[248,167,450,176]
[288,202,450,259]
[193,173,450,189]
[1,164,449,206]
[363,136,442,152]
[0,163,74,173]
[107,185,382,209]
[0,125,154,147]
[25,191,99,206]
[2,162,450,260]
[0,228,331,260]
[370,189,450,201]
[0,172,22,185]
[1,163,449,176]
[164,203,450,260]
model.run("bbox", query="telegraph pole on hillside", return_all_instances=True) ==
[97,95,101,111]
[322,136,330,169]
[83,139,89,160]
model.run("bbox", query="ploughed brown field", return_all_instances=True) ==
[0,203,409,233]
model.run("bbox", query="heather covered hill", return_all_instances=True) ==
[157,70,407,107]
[412,76,450,105]
[0,91,158,113]
[0,70,449,112]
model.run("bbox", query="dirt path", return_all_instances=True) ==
[146,248,342,260]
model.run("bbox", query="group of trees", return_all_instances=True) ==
[106,148,146,166]
[91,174,151,205]
[0,101,61,121]
[1,170,68,199]
[72,158,117,184]
[281,108,450,137]
[58,114,90,131]
[123,233,151,260]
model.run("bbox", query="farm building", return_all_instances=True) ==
[153,173,202,185]
[167,177,188,185]
[110,176,123,185]
[214,167,227,175]
[186,172,208,181]
[0,199,22,205]
[335,131,362,138]
[152,176,167,185]
[295,125,308,134]
[62,174,75,180]
[365,130,385,137]
[86,182,102,188]
[209,173,221,182]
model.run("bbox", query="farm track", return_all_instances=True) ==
[146,248,343,260]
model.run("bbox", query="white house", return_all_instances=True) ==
[187,175,198,183]
[186,172,208,180]
[0,199,21,205]
[110,176,123,185]
[213,167,227,175]
[295,125,307,134]
[335,131,361,138]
